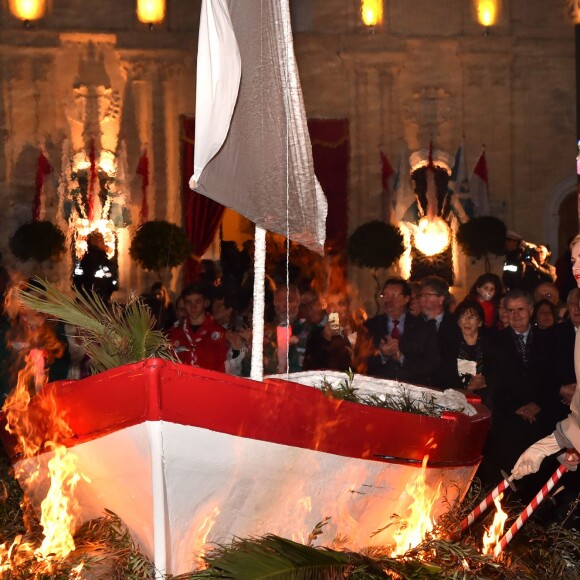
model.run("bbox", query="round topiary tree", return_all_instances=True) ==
[456,216,507,272]
[129,220,192,280]
[9,221,66,263]
[347,220,405,313]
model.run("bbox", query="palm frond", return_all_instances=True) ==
[186,535,358,579]
[17,279,177,374]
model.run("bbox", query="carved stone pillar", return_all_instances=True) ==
[159,63,184,226]
[340,51,403,312]
[459,49,512,223]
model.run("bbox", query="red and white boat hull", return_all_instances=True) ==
[2,359,490,575]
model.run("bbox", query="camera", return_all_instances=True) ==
[521,243,537,263]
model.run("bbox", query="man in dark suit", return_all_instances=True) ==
[364,278,440,385]
[478,289,556,500]
[419,276,458,388]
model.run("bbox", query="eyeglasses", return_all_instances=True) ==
[380,293,402,299]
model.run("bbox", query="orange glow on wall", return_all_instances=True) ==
[476,0,498,27]
[137,0,166,25]
[361,0,383,27]
[9,0,46,21]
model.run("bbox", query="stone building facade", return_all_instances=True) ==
[0,0,577,300]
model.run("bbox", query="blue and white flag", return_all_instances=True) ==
[448,143,472,221]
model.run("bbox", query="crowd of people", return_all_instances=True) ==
[2,229,580,523]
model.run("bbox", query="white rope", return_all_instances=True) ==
[283,0,291,378]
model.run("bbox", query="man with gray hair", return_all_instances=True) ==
[477,289,556,502]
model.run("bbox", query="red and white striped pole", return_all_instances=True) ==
[460,474,514,533]
[493,464,568,558]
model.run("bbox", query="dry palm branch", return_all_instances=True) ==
[17,279,177,374]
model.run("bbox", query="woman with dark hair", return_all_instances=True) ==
[532,298,557,330]
[467,273,503,329]
[440,300,491,404]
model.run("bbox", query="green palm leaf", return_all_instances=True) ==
[190,535,356,579]
[17,279,177,374]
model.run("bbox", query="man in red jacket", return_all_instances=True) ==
[168,285,228,373]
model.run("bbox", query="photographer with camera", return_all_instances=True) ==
[502,230,555,294]
[521,243,556,294]
[502,231,526,291]
[534,244,556,283]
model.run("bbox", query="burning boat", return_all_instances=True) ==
[1,358,489,575]
[0,1,492,575]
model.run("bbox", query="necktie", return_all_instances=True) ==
[516,333,528,365]
[391,319,400,340]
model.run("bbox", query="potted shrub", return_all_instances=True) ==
[9,221,66,264]
[456,216,506,272]
[347,220,405,313]
[129,220,191,280]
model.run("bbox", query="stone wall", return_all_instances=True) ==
[0,0,576,303]
[0,3,200,296]
[294,0,576,302]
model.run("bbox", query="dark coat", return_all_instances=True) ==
[552,320,576,387]
[477,326,556,489]
[302,327,352,372]
[438,328,494,408]
[431,311,460,388]
[544,320,577,426]
[74,247,118,301]
[364,312,440,385]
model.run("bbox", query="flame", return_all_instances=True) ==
[391,456,442,556]
[413,217,451,257]
[481,494,507,556]
[1,347,85,571]
[70,562,85,578]
[37,445,82,559]
[291,496,313,543]
[192,506,221,569]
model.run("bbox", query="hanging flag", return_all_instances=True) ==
[136,150,150,222]
[190,0,327,254]
[446,143,470,222]
[470,148,491,216]
[33,151,52,221]
[379,151,394,222]
[393,141,416,223]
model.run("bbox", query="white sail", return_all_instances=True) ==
[190,0,327,255]
[191,0,241,189]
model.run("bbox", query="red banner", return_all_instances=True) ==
[33,151,52,221]
[87,140,97,222]
[136,150,150,223]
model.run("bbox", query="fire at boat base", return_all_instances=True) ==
[15,420,478,575]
